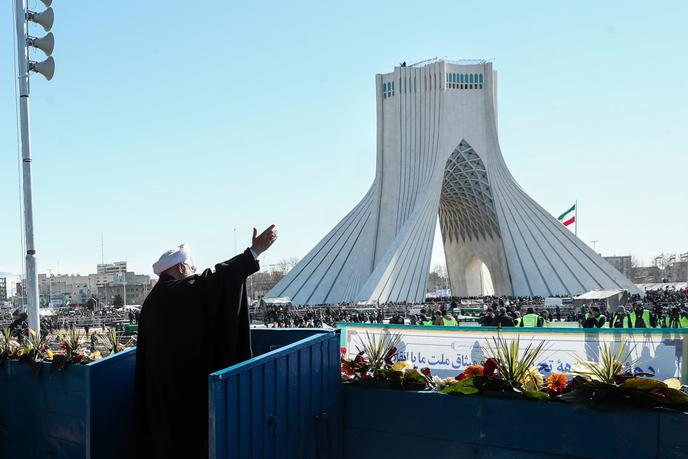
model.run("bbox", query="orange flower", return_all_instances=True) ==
[457,365,484,380]
[546,373,568,393]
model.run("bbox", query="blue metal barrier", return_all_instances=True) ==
[0,347,136,459]
[250,328,333,356]
[343,386,688,459]
[209,330,342,459]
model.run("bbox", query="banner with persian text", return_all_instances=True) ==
[338,323,688,382]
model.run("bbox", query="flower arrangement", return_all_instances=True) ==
[342,333,688,411]
[341,333,432,390]
[0,326,132,375]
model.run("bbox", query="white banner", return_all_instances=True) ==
[340,323,688,382]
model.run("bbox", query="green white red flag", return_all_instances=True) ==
[557,203,576,227]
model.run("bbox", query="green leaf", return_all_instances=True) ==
[440,378,479,395]
[401,370,427,390]
[523,390,549,400]
[664,388,688,405]
[621,377,668,391]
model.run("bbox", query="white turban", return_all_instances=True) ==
[153,244,193,275]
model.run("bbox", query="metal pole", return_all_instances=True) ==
[15,0,40,336]
[575,199,578,237]
[123,267,126,307]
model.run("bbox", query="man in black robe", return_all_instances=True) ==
[134,225,277,459]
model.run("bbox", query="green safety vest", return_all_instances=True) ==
[630,310,652,328]
[422,320,433,326]
[520,313,540,327]
[442,317,458,326]
[609,313,630,328]
[663,315,688,328]
[514,318,521,327]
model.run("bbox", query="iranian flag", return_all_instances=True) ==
[557,203,576,227]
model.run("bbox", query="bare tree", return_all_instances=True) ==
[274,257,300,274]
[431,262,447,279]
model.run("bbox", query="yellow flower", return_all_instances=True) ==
[89,351,102,361]
[391,361,413,372]
[46,350,54,360]
[519,366,544,391]
[664,378,681,390]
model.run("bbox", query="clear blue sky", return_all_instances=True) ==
[1,0,686,278]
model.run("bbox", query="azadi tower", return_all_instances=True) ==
[268,59,639,304]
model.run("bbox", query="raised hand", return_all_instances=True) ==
[251,224,277,257]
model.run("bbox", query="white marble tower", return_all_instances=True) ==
[267,59,639,304]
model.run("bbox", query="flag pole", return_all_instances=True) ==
[575,199,578,237]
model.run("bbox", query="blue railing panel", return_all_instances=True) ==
[251,329,328,356]
[88,347,136,459]
[286,351,300,459]
[209,330,342,459]
[0,347,136,459]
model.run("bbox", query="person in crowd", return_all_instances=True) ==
[519,307,543,327]
[419,314,432,326]
[609,306,629,328]
[442,311,458,327]
[582,306,606,328]
[663,307,688,328]
[513,310,522,326]
[479,309,495,326]
[432,310,444,326]
[134,225,277,459]
[492,307,515,327]
[630,303,655,328]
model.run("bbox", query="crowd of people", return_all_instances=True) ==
[0,306,135,340]
[258,288,688,329]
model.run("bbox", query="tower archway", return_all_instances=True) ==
[464,256,495,297]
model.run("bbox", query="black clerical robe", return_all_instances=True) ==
[134,248,259,459]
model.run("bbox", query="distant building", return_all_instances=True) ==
[249,271,286,300]
[97,261,127,275]
[631,266,662,284]
[0,277,7,302]
[97,283,148,306]
[96,261,127,286]
[35,263,152,308]
[38,273,96,306]
[603,256,633,280]
[671,261,688,282]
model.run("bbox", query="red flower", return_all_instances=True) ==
[341,361,355,376]
[545,373,568,394]
[483,358,498,377]
[340,347,347,355]
[420,367,431,377]
[59,341,67,350]
[456,364,484,381]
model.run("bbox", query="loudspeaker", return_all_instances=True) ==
[30,32,54,56]
[40,0,53,7]
[30,56,55,81]
[29,7,54,31]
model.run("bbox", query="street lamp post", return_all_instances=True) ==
[13,0,55,337]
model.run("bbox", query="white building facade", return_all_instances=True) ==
[268,59,639,304]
